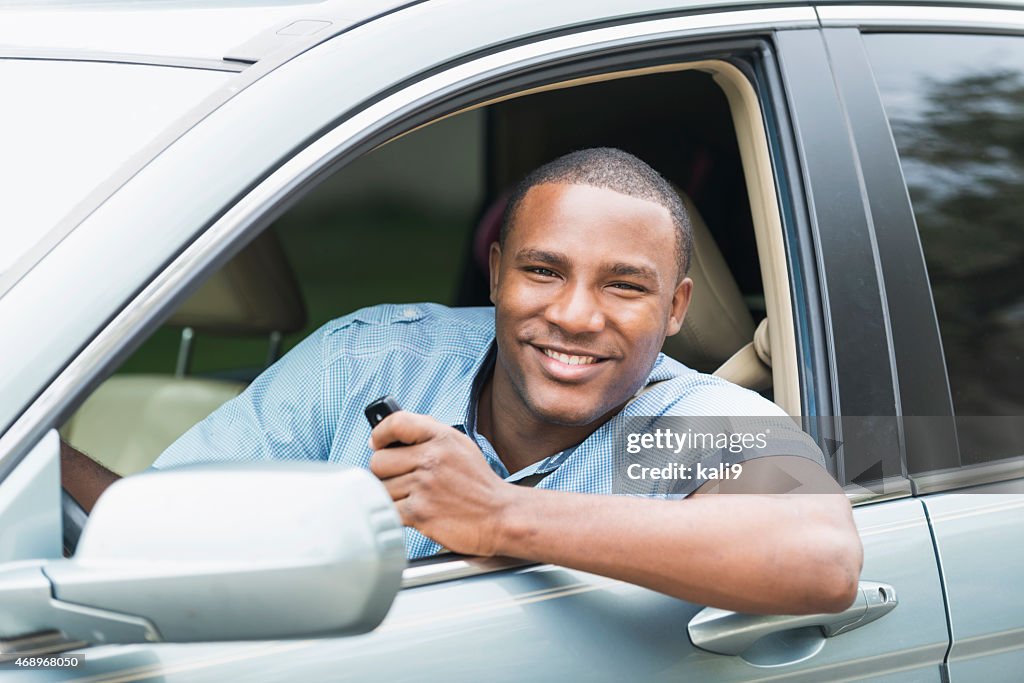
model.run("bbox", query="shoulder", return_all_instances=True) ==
[631,355,788,418]
[317,303,495,362]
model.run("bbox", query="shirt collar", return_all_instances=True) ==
[433,339,496,432]
[436,335,690,466]
[439,341,691,430]
[645,351,690,383]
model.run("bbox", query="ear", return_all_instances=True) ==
[488,242,502,304]
[666,276,693,337]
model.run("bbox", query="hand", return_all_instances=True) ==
[368,411,517,556]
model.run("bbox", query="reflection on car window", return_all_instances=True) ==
[866,33,1024,465]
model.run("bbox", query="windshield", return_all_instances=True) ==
[0,59,231,276]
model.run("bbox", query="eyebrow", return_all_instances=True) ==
[607,262,659,283]
[514,248,660,283]
[514,248,571,269]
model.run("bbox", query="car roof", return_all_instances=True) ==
[0,0,418,64]
[4,0,1023,67]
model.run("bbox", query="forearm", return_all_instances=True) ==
[60,441,120,513]
[495,488,862,615]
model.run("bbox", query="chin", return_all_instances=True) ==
[526,392,610,427]
[540,411,600,428]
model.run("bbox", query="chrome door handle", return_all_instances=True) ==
[688,581,898,656]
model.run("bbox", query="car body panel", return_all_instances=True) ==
[7,499,942,682]
[924,486,1024,679]
[5,0,1024,65]
[0,61,233,276]
[0,2,370,61]
[0,431,60,565]
[818,3,1024,30]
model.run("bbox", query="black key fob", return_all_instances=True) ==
[365,395,404,447]
[365,395,402,428]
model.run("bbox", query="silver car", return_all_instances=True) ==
[1,1,1022,680]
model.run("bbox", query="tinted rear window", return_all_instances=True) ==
[865,33,1024,465]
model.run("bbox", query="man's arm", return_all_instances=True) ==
[370,412,862,616]
[60,440,120,513]
[494,466,861,615]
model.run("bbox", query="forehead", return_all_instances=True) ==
[509,183,676,269]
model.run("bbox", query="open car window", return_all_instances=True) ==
[62,58,800,480]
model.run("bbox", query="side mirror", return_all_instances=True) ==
[0,463,405,644]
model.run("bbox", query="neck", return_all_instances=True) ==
[476,367,618,475]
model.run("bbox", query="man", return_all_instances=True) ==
[64,148,862,615]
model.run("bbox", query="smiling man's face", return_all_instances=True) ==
[489,182,692,427]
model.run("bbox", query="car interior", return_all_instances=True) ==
[60,60,800,478]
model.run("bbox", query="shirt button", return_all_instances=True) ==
[402,307,418,318]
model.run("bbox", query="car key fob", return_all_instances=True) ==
[365,395,405,447]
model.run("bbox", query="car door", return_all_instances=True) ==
[0,2,953,680]
[817,7,1024,680]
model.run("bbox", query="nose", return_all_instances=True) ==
[544,281,605,335]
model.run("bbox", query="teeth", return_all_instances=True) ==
[543,349,598,366]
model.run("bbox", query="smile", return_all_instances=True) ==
[542,349,600,366]
[531,345,610,382]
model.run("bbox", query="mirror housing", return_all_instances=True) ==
[0,463,406,644]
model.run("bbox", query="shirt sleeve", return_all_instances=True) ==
[151,325,329,469]
[667,380,827,469]
[613,375,829,496]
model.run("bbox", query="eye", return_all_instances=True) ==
[609,282,646,293]
[525,267,558,278]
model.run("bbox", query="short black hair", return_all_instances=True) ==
[499,147,693,279]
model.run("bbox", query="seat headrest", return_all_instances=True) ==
[168,231,307,335]
[662,192,755,372]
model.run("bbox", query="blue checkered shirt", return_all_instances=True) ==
[154,303,790,559]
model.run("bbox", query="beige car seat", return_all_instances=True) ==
[61,231,307,475]
[662,192,772,392]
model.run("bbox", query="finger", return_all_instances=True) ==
[393,496,420,528]
[370,411,448,450]
[379,471,418,502]
[369,446,419,479]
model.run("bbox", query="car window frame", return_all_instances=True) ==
[0,5,820,479]
[819,26,961,478]
[0,26,840,594]
[776,27,914,500]
[819,5,1024,492]
[9,10,916,601]
[0,14,859,593]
